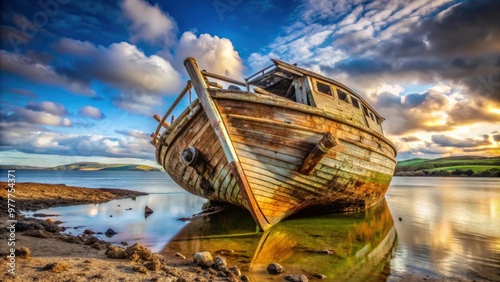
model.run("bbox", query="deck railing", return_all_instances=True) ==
[151,65,271,146]
[151,81,193,145]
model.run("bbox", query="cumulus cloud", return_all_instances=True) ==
[56,39,182,93]
[55,38,183,114]
[0,122,154,159]
[0,50,96,96]
[0,101,71,127]
[394,130,500,159]
[175,32,244,79]
[79,106,105,119]
[121,0,177,46]
[115,129,149,139]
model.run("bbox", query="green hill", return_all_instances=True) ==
[395,156,500,177]
[0,162,162,172]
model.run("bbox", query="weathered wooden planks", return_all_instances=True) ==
[154,57,397,230]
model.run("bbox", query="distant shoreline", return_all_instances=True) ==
[0,182,148,211]
[0,162,162,172]
[393,173,499,177]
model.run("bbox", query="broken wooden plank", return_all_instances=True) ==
[299,132,336,175]
[153,114,170,128]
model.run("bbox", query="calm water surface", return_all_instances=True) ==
[14,171,500,281]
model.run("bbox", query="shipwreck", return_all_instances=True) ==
[152,57,397,231]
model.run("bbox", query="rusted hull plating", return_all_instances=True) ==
[156,91,396,230]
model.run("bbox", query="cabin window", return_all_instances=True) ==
[376,118,382,125]
[337,89,349,103]
[316,81,333,96]
[351,97,360,109]
[369,112,375,121]
[363,105,369,117]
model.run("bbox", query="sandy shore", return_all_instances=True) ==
[0,182,247,281]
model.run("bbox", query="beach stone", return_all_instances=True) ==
[163,265,184,277]
[240,275,250,282]
[105,246,127,259]
[125,243,157,261]
[25,229,51,238]
[284,274,309,282]
[83,229,95,235]
[84,236,99,245]
[105,228,117,237]
[267,262,285,274]
[194,251,213,268]
[39,221,62,233]
[145,260,162,271]
[63,235,84,244]
[213,255,227,270]
[176,252,186,260]
[313,273,327,279]
[91,242,108,250]
[41,262,70,273]
[321,249,334,255]
[15,221,34,232]
[15,247,30,259]
[54,220,63,225]
[229,265,241,276]
[145,205,154,214]
[133,265,148,274]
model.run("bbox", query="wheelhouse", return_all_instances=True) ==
[246,59,385,134]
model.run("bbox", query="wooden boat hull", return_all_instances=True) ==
[156,89,396,230]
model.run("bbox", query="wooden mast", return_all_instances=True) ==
[183,57,271,231]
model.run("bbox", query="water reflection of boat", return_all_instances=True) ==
[161,200,397,281]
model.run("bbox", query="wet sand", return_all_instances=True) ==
[0,182,246,281]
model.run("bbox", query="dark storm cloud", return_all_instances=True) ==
[334,58,393,76]
[446,100,500,126]
[4,88,37,98]
[382,0,500,58]
[0,50,96,96]
[401,136,421,142]
[403,93,430,108]
[375,0,500,100]
[431,134,491,148]
[492,133,500,142]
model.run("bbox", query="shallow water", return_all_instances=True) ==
[14,171,500,281]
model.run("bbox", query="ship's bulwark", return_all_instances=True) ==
[157,89,396,229]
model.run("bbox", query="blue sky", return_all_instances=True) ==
[0,0,499,167]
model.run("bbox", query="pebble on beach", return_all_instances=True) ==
[213,255,227,271]
[194,251,214,268]
[313,273,327,279]
[41,262,71,273]
[284,274,309,282]
[267,262,285,274]
[15,247,31,259]
[105,228,117,237]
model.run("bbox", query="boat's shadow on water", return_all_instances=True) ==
[161,200,397,281]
